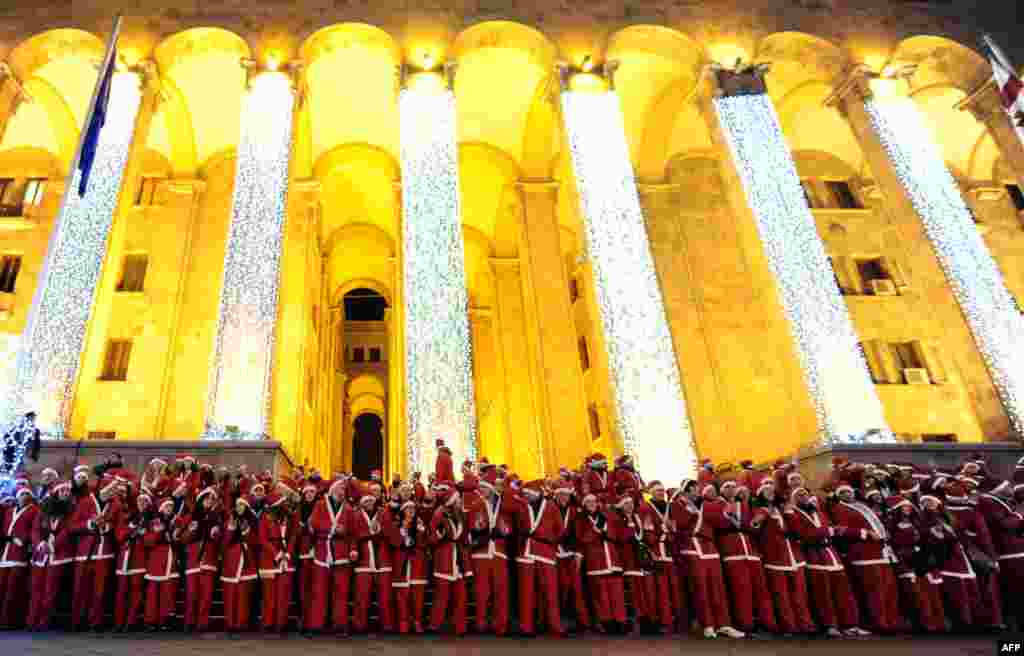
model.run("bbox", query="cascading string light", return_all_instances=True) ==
[399,73,478,474]
[863,95,1024,436]
[560,87,699,484]
[1,72,142,439]
[714,94,893,446]
[204,71,295,440]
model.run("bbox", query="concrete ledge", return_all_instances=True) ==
[26,440,294,479]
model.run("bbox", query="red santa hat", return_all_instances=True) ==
[178,454,195,464]
[40,467,58,479]
[919,494,942,507]
[589,453,608,468]
[73,463,90,476]
[149,457,168,468]
[613,494,634,509]
[269,494,289,509]
[886,495,914,513]
[15,482,33,499]
[327,478,347,499]
[158,498,175,512]
[195,486,217,503]
[988,480,1012,497]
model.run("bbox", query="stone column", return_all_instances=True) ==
[204,64,298,441]
[468,306,509,467]
[831,68,1024,437]
[2,66,152,436]
[490,258,545,478]
[0,65,26,144]
[957,80,1024,189]
[388,182,406,477]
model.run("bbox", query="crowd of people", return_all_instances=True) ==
[0,440,1022,640]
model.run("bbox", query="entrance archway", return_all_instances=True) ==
[352,412,384,480]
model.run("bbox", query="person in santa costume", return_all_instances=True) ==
[977,479,1024,630]
[612,455,644,506]
[706,475,777,635]
[945,481,1003,629]
[884,494,945,633]
[308,477,353,636]
[607,493,653,633]
[467,464,514,636]
[220,496,259,633]
[350,485,396,634]
[509,479,565,637]
[113,492,152,632]
[553,482,592,633]
[69,472,120,631]
[428,484,470,635]
[179,486,222,633]
[576,491,626,633]
[919,492,979,630]
[392,498,429,633]
[828,483,904,633]
[27,481,74,631]
[296,483,319,633]
[0,480,39,629]
[788,486,869,637]
[143,497,181,631]
[258,493,297,633]
[640,481,686,633]
[582,454,612,505]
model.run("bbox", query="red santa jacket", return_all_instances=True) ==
[612,467,644,503]
[606,508,652,576]
[884,511,930,580]
[640,498,675,563]
[310,497,352,568]
[918,510,975,580]
[257,513,292,578]
[511,496,563,567]
[750,505,804,572]
[555,503,582,560]
[393,511,429,587]
[829,500,898,567]
[430,506,470,581]
[674,498,720,560]
[705,497,759,563]
[0,502,38,567]
[71,493,119,562]
[31,510,75,567]
[576,510,621,575]
[947,499,997,562]
[178,511,222,576]
[143,514,180,581]
[582,470,612,504]
[350,506,395,574]
[788,504,848,572]
[978,493,1024,561]
[114,511,149,576]
[467,493,514,561]
[220,514,258,583]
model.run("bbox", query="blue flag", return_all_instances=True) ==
[77,45,116,198]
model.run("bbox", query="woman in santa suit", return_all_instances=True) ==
[576,492,626,633]
[113,492,152,632]
[919,493,980,631]
[392,499,429,633]
[143,497,181,631]
[257,494,290,633]
[308,478,353,636]
[27,481,75,631]
[350,489,397,634]
[508,479,565,637]
[606,494,652,633]
[944,481,1003,629]
[428,485,471,635]
[641,481,686,634]
[884,495,945,633]
[553,482,592,634]
[179,487,222,633]
[220,497,259,634]
[296,483,319,633]
[0,481,38,629]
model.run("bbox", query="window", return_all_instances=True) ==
[0,255,21,293]
[922,434,957,443]
[0,178,20,217]
[100,340,132,381]
[890,342,925,371]
[87,431,116,440]
[369,347,381,363]
[861,339,945,385]
[578,336,591,371]
[856,257,888,288]
[588,405,601,439]
[800,179,823,208]
[22,178,46,206]
[116,253,148,292]
[352,347,365,363]
[825,180,862,209]
[135,177,163,206]
[0,178,13,203]
[1006,184,1024,212]
[569,277,580,304]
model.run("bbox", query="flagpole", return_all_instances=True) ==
[982,33,1017,78]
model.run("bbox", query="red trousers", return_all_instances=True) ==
[999,559,1024,627]
[848,564,903,633]
[805,568,859,629]
[72,558,113,629]
[557,557,592,629]
[114,573,145,629]
[310,565,350,631]
[686,556,732,630]
[472,558,509,634]
[184,571,215,630]
[144,578,178,627]
[222,580,253,631]
[671,560,690,629]
[27,564,66,630]
[300,561,315,629]
[0,566,29,627]
[722,559,777,632]
[765,568,815,633]
[897,574,945,632]
[942,575,980,628]
[975,571,1003,627]
[645,562,677,629]
[588,574,626,624]
[429,578,467,634]
[518,561,562,635]
[353,571,393,632]
[624,573,652,623]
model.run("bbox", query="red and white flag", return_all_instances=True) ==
[982,34,1024,129]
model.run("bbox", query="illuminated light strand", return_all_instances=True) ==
[714,94,893,446]
[560,90,698,483]
[1,73,142,438]
[204,72,295,440]
[398,85,477,475]
[863,96,1024,436]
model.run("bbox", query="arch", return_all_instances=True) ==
[333,275,394,308]
[152,75,198,177]
[323,222,396,261]
[347,372,387,400]
[756,32,849,87]
[351,412,385,481]
[0,147,63,178]
[452,21,557,72]
[910,84,987,179]
[775,79,864,174]
[299,23,402,67]
[21,76,78,173]
[520,75,560,180]
[154,28,252,74]
[636,77,701,182]
[313,142,400,182]
[891,35,989,96]
[8,29,104,82]
[349,394,386,423]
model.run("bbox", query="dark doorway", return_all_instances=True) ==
[343,288,388,321]
[352,413,384,480]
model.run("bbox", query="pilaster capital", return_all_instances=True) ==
[705,61,772,98]
[825,64,916,114]
[292,177,321,195]
[955,79,1006,123]
[165,178,207,196]
[516,179,559,194]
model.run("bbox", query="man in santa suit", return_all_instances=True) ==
[27,481,74,631]
[788,486,869,637]
[221,497,259,633]
[258,494,296,633]
[884,495,945,633]
[113,492,151,632]
[918,493,980,630]
[509,480,565,637]
[705,477,776,635]
[350,490,396,633]
[69,473,120,631]
[576,491,626,632]
[308,478,353,635]
[828,484,904,633]
[392,498,429,633]
[0,481,38,629]
[612,454,644,505]
[607,493,653,632]
[143,497,181,631]
[978,479,1024,630]
[673,476,744,639]
[179,486,222,633]
[33,468,58,504]
[582,454,612,504]
[945,481,1003,629]
[641,481,686,633]
[429,484,470,635]
[467,465,514,635]
[296,483,319,633]
[553,482,592,633]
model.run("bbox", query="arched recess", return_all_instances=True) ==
[908,84,988,184]
[520,76,560,180]
[333,274,393,309]
[756,32,850,103]
[316,142,401,247]
[776,80,865,176]
[149,75,198,178]
[459,141,520,254]
[890,35,989,96]
[462,224,496,309]
[8,29,104,82]
[20,77,77,173]
[351,413,385,481]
